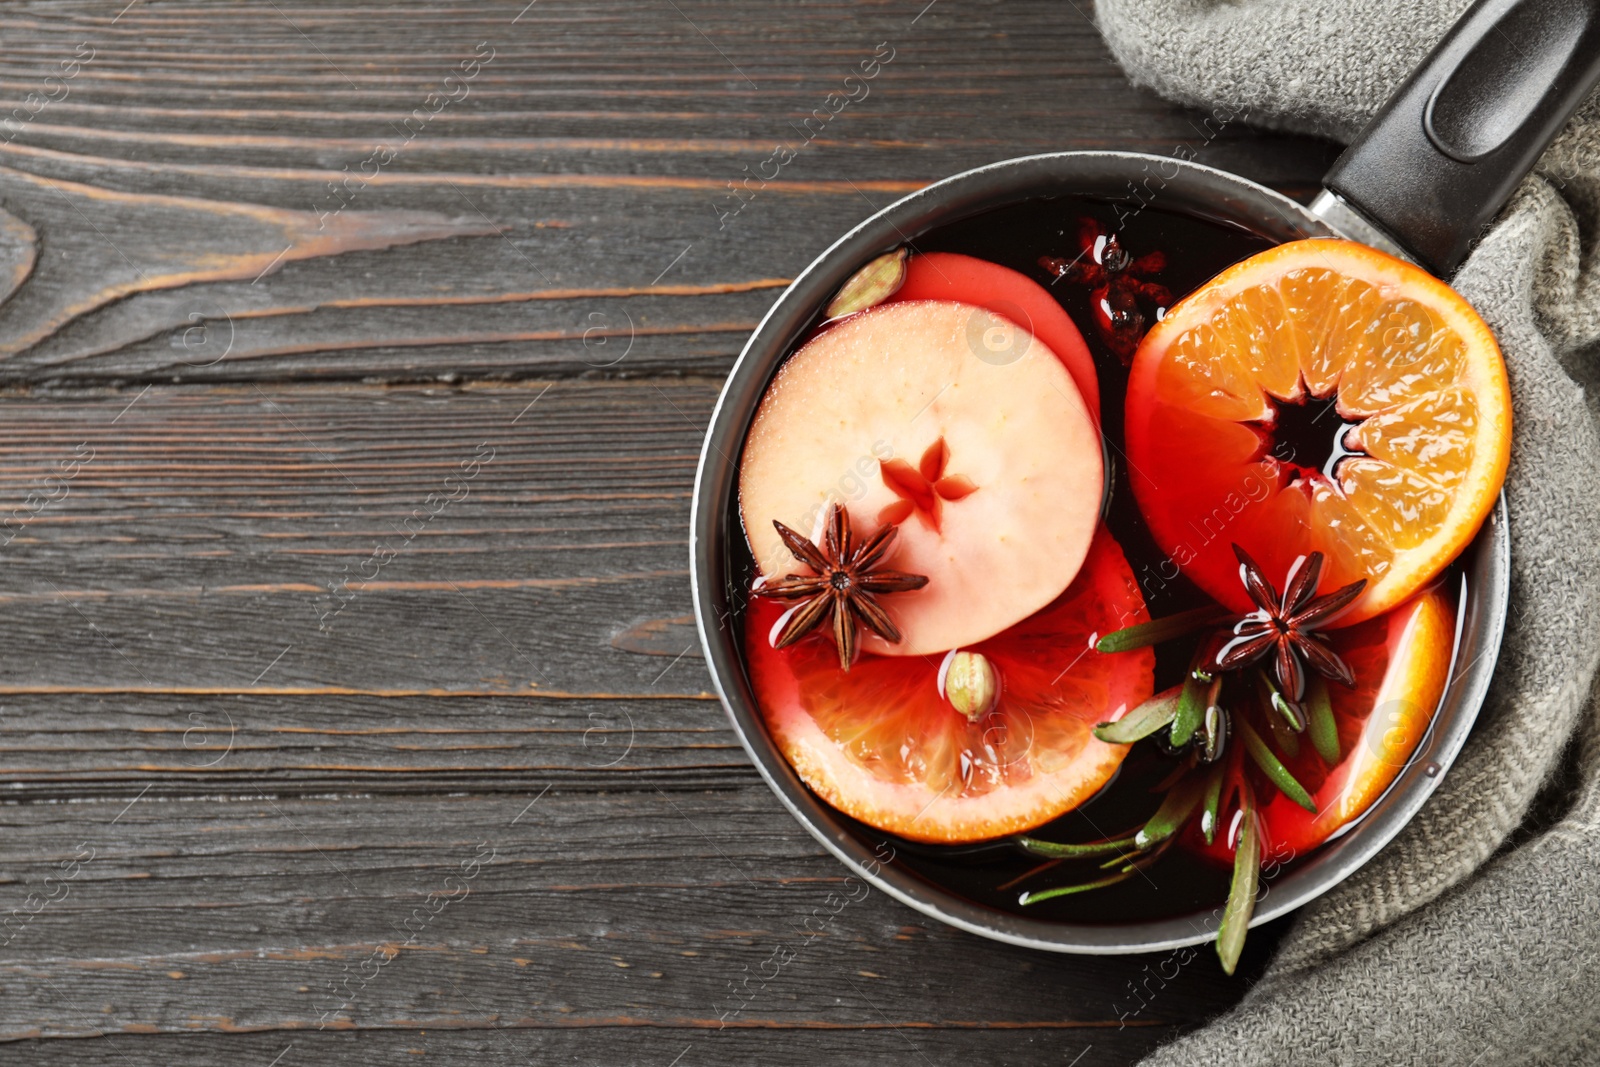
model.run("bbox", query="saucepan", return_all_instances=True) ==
[689,0,1600,953]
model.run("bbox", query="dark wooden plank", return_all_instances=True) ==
[0,380,707,690]
[0,1030,1177,1067]
[0,692,738,795]
[0,788,1282,1046]
[0,0,1339,385]
[0,378,734,793]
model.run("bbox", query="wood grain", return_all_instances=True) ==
[0,0,1337,385]
[0,789,1286,1057]
[0,0,1338,1060]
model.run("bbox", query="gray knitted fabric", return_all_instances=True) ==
[1093,2,1600,1063]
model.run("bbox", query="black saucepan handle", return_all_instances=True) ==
[1317,0,1600,276]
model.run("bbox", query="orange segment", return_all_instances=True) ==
[1258,585,1456,856]
[745,528,1155,843]
[1125,239,1510,624]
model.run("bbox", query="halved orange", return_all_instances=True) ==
[1124,239,1510,624]
[1258,584,1456,856]
[745,527,1155,843]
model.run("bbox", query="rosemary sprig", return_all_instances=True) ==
[1093,686,1181,744]
[1200,702,1228,763]
[1015,777,1204,891]
[1216,794,1261,976]
[1017,866,1140,905]
[1016,834,1138,860]
[1199,764,1225,845]
[1306,675,1341,764]
[1255,669,1306,732]
[1170,667,1216,748]
[1095,606,1225,653]
[1134,774,1207,850]
[1237,717,1317,813]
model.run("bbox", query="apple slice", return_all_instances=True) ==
[739,299,1103,657]
[885,251,1100,420]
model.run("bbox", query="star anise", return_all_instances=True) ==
[755,503,929,671]
[1039,217,1171,361]
[1214,544,1366,701]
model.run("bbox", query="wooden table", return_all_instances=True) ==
[0,2,1337,1062]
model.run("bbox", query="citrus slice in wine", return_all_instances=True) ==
[1124,239,1510,625]
[745,528,1154,844]
[1257,584,1456,857]
[739,299,1103,657]
[1187,583,1455,866]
